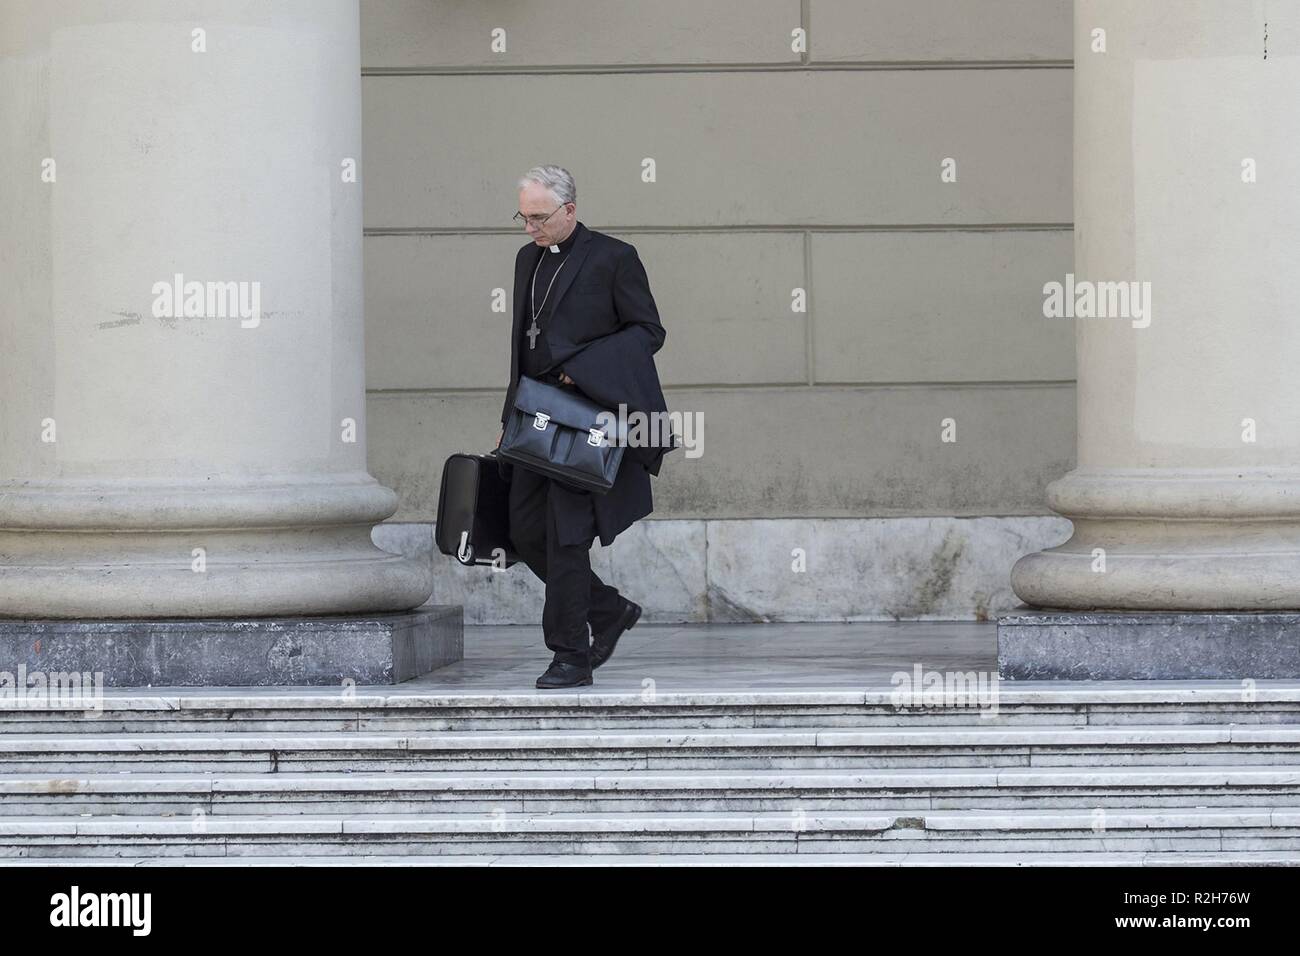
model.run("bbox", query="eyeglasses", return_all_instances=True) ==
[513,204,569,228]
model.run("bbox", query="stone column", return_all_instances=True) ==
[1010,0,1300,613]
[0,0,432,617]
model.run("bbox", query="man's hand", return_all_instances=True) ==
[496,428,503,447]
[558,372,574,385]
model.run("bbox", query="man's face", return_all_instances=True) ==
[518,183,576,246]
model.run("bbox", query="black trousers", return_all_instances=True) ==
[507,465,625,667]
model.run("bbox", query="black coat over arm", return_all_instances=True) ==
[500,221,673,547]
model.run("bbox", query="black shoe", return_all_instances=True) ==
[590,600,642,669]
[535,660,593,689]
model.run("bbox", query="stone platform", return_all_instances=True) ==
[0,607,463,687]
[1,621,1299,865]
[998,610,1300,680]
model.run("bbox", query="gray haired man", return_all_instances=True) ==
[498,165,673,688]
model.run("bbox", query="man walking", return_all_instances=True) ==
[498,165,672,689]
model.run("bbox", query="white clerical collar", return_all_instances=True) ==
[549,225,578,253]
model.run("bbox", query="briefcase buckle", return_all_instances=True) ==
[532,412,550,431]
[587,427,605,447]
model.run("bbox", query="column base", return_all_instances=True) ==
[0,607,462,687]
[0,475,436,616]
[998,608,1300,679]
[1010,470,1300,609]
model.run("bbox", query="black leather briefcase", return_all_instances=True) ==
[497,375,625,494]
[435,451,519,567]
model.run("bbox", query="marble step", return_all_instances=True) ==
[6,850,1298,867]
[3,765,1300,816]
[1,725,1297,774]
[5,686,1300,735]
[2,807,1299,858]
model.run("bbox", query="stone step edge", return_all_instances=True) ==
[5,851,1297,867]
[4,764,1300,794]
[4,684,1300,713]
[2,724,1298,752]
[3,807,1300,836]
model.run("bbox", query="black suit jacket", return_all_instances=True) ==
[500,220,672,547]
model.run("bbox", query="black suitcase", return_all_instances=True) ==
[435,451,520,567]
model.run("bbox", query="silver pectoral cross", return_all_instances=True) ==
[526,319,540,349]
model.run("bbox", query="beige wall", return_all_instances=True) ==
[360,0,1075,522]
